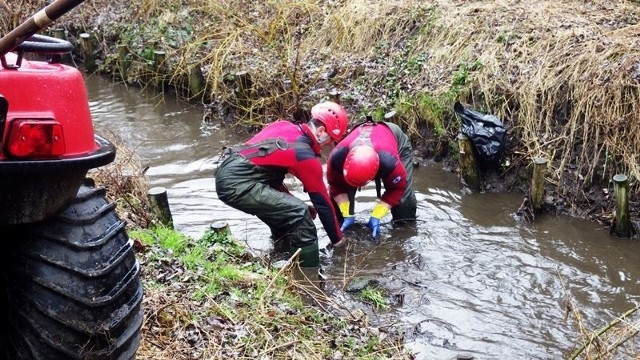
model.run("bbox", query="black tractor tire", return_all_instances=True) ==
[0,184,143,359]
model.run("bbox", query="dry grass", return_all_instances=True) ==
[0,0,39,33]
[560,270,640,359]
[411,1,640,208]
[88,131,154,228]
[88,0,640,207]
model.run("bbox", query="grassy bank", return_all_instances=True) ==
[130,226,411,359]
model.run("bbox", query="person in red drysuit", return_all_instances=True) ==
[215,101,349,267]
[327,120,417,239]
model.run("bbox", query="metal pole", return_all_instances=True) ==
[0,0,85,56]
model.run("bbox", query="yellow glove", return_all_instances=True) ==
[370,202,389,219]
[338,201,351,217]
[338,201,355,232]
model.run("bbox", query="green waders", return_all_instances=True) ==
[385,122,417,222]
[215,154,320,267]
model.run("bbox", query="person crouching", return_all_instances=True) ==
[215,102,349,267]
[327,119,417,239]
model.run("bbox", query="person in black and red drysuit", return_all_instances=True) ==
[215,101,349,268]
[327,119,417,239]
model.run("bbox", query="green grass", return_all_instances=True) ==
[130,226,411,359]
[361,287,389,310]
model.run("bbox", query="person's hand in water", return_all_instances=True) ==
[367,217,381,238]
[340,216,355,232]
[368,202,389,239]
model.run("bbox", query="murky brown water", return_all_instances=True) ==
[86,75,640,359]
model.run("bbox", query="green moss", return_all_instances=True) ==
[131,226,410,358]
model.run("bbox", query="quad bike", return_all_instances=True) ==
[0,0,143,358]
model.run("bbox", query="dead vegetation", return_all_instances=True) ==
[560,270,640,360]
[4,0,640,358]
[88,131,154,228]
[133,228,412,359]
[40,0,640,220]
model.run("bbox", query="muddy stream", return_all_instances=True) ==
[86,75,640,359]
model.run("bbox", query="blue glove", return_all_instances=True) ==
[340,216,355,232]
[367,217,381,238]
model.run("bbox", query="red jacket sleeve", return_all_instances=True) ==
[290,158,342,243]
[379,159,407,207]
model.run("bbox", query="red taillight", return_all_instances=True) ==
[6,119,65,158]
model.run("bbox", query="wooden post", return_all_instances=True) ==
[148,187,173,228]
[153,50,166,89]
[50,27,70,63]
[117,44,130,82]
[328,90,341,104]
[612,174,632,237]
[384,110,397,122]
[457,133,480,191]
[235,71,252,96]
[234,71,252,114]
[50,28,66,39]
[282,79,292,92]
[529,157,548,212]
[210,221,230,236]
[78,33,96,73]
[187,64,206,101]
[317,267,327,290]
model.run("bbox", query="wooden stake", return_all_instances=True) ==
[457,133,480,191]
[78,33,96,73]
[529,157,547,212]
[148,187,173,228]
[187,64,206,101]
[50,27,71,64]
[235,71,252,94]
[210,221,230,236]
[282,79,292,91]
[153,50,166,89]
[328,90,341,104]
[117,44,130,82]
[612,174,632,237]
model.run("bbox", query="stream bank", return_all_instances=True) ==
[42,0,640,235]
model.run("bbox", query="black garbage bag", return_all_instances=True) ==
[454,101,506,163]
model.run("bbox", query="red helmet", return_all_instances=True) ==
[311,101,348,141]
[343,145,379,188]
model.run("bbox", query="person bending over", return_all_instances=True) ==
[327,119,417,239]
[215,101,349,267]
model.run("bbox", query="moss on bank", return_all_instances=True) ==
[131,226,411,359]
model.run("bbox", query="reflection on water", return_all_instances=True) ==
[87,75,640,359]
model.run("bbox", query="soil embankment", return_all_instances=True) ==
[12,0,640,227]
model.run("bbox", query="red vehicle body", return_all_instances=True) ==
[0,51,115,223]
[0,20,142,360]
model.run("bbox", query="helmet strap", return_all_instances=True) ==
[308,120,330,145]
